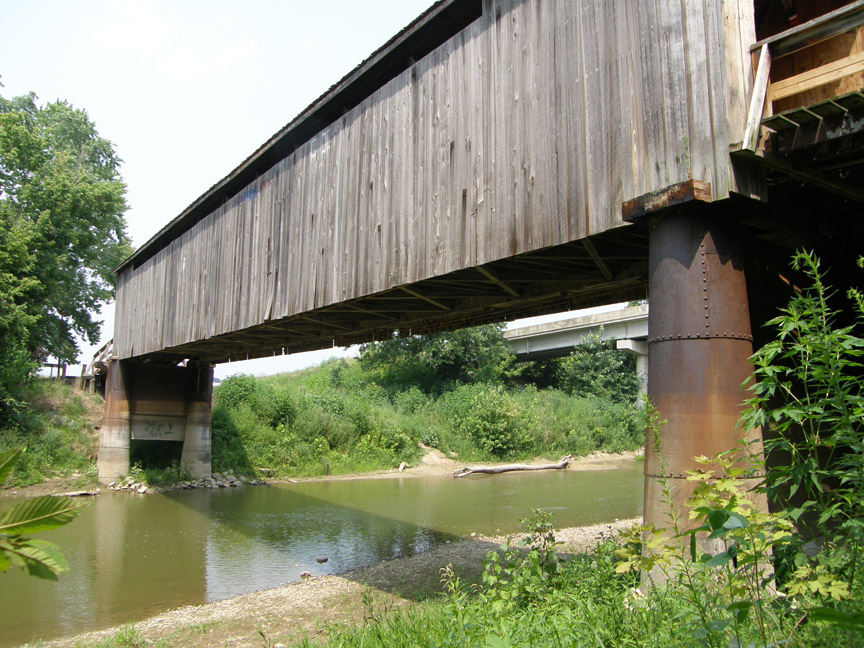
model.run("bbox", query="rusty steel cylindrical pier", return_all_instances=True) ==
[97,360,132,483]
[645,212,765,531]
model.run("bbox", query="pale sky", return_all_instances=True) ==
[1,1,621,379]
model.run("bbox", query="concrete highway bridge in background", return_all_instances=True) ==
[99,0,864,530]
[504,304,649,403]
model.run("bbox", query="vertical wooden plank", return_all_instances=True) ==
[681,0,716,188]
[656,0,691,188]
[723,0,754,148]
[577,0,602,236]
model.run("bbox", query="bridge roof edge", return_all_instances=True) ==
[115,0,473,273]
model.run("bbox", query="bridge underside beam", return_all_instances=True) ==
[136,226,651,365]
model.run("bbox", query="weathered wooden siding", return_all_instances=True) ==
[115,0,756,359]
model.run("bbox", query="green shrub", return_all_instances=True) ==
[0,379,99,486]
[556,332,640,403]
[261,388,296,428]
[443,384,533,457]
[213,374,259,409]
[208,404,253,474]
[392,386,428,414]
[419,426,441,448]
[358,324,517,394]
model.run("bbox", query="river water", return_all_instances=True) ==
[0,463,643,647]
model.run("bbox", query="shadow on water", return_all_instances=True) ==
[172,482,465,601]
[0,463,642,648]
[166,463,642,599]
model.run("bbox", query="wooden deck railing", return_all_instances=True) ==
[743,1,864,151]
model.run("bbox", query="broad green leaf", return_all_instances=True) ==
[0,495,87,535]
[0,543,9,572]
[0,536,67,580]
[726,600,753,623]
[0,447,23,485]
[677,524,710,538]
[707,509,728,531]
[705,551,733,568]
[723,511,749,530]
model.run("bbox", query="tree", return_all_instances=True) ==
[0,448,86,580]
[358,324,517,394]
[0,90,131,417]
[556,332,639,403]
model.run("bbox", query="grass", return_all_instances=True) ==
[210,361,645,480]
[1,358,645,488]
[0,378,102,488]
[295,531,864,648]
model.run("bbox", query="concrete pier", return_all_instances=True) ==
[96,361,213,483]
[97,361,132,484]
[181,363,214,480]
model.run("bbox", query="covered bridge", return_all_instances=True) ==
[101,0,864,529]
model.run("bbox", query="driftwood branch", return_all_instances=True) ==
[453,455,573,478]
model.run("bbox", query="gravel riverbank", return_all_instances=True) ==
[40,517,640,648]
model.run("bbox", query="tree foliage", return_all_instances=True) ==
[555,332,640,404]
[0,90,131,419]
[358,324,517,394]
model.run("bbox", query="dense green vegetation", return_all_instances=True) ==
[210,326,644,478]
[283,251,864,648]
[0,379,101,488]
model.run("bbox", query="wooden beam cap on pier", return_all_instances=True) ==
[622,180,712,223]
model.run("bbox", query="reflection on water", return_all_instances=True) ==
[201,486,448,601]
[0,462,642,647]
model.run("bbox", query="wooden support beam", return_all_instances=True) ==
[732,148,864,202]
[339,304,399,321]
[622,180,713,223]
[751,1,864,57]
[400,287,451,311]
[744,44,772,152]
[475,265,520,297]
[506,260,572,276]
[299,315,352,331]
[770,51,864,102]
[260,324,315,337]
[582,238,614,281]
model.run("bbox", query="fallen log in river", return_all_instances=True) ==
[453,455,573,478]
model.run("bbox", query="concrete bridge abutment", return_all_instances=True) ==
[97,360,213,484]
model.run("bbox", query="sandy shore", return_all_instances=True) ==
[27,451,642,647]
[284,447,642,483]
[2,448,641,499]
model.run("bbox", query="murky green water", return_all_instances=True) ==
[0,463,642,647]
